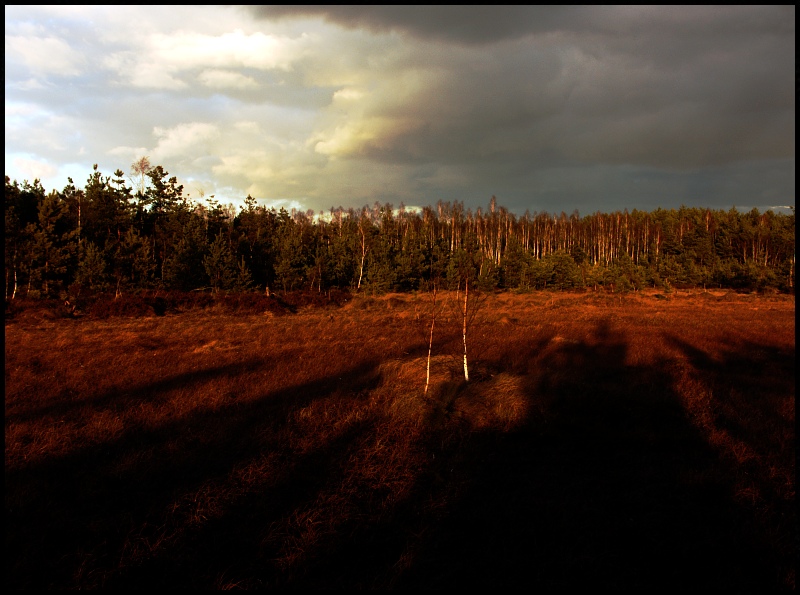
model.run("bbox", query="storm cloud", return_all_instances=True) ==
[5,5,794,215]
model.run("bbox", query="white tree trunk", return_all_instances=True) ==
[462,277,469,382]
[425,284,438,395]
[357,224,367,291]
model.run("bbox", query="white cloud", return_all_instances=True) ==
[7,78,48,92]
[232,121,261,133]
[312,117,422,157]
[4,35,85,77]
[151,123,220,160]
[331,87,365,102]
[260,198,305,212]
[197,69,258,89]
[150,29,309,71]
[5,105,83,154]
[11,156,58,181]
[5,102,40,120]
[108,145,151,161]
[104,51,187,89]
[102,29,313,90]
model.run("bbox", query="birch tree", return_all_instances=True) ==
[448,243,490,382]
[424,279,439,395]
[356,209,370,291]
[130,156,151,198]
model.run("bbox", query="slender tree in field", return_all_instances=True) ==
[449,241,493,382]
[422,242,450,393]
[460,274,470,381]
[424,279,438,395]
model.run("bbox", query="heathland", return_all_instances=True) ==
[5,289,795,589]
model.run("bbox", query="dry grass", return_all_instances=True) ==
[5,289,795,589]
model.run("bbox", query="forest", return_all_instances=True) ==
[4,162,796,302]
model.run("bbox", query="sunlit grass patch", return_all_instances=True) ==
[5,290,795,589]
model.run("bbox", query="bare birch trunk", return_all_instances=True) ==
[357,252,365,291]
[462,277,469,382]
[357,224,367,291]
[425,283,438,395]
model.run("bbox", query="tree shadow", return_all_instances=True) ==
[6,318,793,589]
[6,352,390,589]
[389,318,790,589]
[665,332,795,471]
[6,357,275,424]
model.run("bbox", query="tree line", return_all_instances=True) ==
[4,161,796,301]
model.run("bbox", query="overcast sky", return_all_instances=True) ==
[4,5,795,216]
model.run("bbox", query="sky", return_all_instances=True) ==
[4,5,795,216]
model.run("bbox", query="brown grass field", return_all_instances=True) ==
[5,289,795,589]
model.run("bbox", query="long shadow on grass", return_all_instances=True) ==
[7,319,793,589]
[5,352,391,589]
[666,333,795,471]
[385,318,791,590]
[664,333,796,587]
[5,357,273,424]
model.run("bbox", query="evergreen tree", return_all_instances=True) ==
[234,255,255,292]
[143,166,187,281]
[82,164,132,248]
[274,209,311,291]
[163,214,208,290]
[76,241,107,290]
[5,178,44,299]
[110,228,158,292]
[29,191,77,298]
[204,232,238,293]
[394,237,425,292]
[501,236,535,289]
[234,196,279,292]
[364,232,397,293]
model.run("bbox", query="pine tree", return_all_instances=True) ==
[163,214,208,291]
[204,232,238,293]
[234,255,255,292]
[29,191,77,298]
[76,241,107,290]
[5,178,44,299]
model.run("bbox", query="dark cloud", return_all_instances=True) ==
[5,6,794,217]
[245,5,793,46]
[244,5,582,44]
[398,158,796,217]
[245,5,794,171]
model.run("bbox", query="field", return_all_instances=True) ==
[5,289,795,589]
